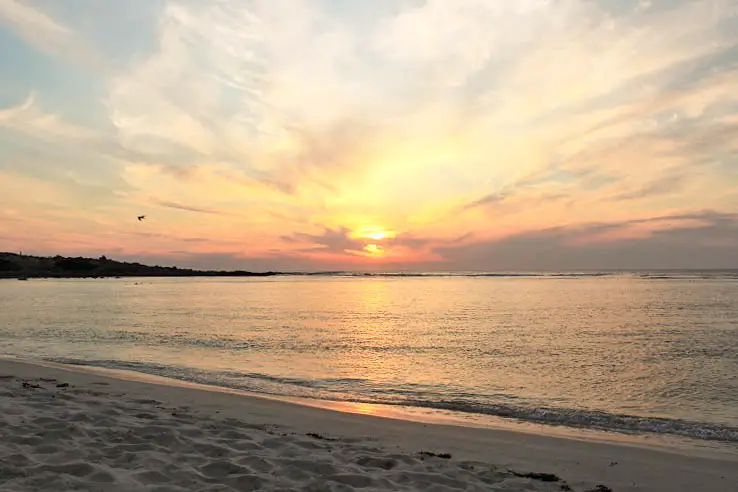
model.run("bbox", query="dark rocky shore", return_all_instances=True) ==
[0,252,280,279]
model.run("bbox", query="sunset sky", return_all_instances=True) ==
[1,0,737,271]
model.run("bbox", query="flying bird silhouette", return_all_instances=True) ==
[137,215,146,221]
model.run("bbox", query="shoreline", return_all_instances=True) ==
[24,356,738,455]
[1,358,736,491]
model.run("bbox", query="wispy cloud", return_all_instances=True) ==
[284,227,366,256]
[0,0,72,53]
[0,92,99,140]
[0,0,107,71]
[608,172,686,202]
[152,199,228,216]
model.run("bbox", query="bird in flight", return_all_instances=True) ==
[137,215,146,221]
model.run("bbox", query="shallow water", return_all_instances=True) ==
[1,273,736,443]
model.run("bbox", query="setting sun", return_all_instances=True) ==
[361,229,395,242]
[364,244,385,256]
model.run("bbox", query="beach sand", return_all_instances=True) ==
[0,359,735,491]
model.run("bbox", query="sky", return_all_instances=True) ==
[1,0,737,271]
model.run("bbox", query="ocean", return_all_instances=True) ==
[1,273,737,447]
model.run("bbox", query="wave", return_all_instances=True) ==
[401,400,738,443]
[640,274,738,280]
[52,358,738,444]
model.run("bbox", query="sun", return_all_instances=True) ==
[352,228,396,257]
[364,244,384,256]
[360,229,395,241]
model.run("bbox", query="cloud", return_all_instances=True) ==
[283,227,366,256]
[435,211,738,270]
[392,233,432,250]
[129,231,209,244]
[112,250,330,272]
[281,226,453,264]
[0,92,100,140]
[0,0,71,51]
[102,0,387,195]
[464,190,510,211]
[0,0,106,71]
[608,172,685,201]
[152,199,227,216]
[0,94,136,205]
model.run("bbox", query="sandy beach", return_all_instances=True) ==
[0,358,735,492]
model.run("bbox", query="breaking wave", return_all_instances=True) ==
[53,358,738,444]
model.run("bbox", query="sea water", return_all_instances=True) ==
[1,273,736,446]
